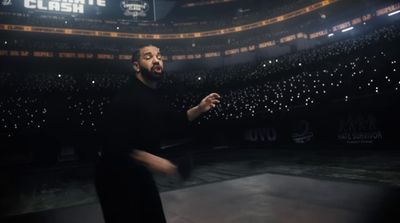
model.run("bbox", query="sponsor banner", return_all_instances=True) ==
[337,113,383,144]
[243,127,278,143]
[291,120,314,144]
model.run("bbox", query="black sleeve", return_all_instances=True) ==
[163,104,192,138]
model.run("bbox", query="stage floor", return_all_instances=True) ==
[4,172,399,223]
[1,148,400,221]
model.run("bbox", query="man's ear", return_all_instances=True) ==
[133,61,140,72]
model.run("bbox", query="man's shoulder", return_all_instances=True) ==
[112,78,141,101]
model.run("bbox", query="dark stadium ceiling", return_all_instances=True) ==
[129,0,386,23]
[146,0,399,22]
[1,0,305,22]
[0,0,392,28]
[158,0,308,22]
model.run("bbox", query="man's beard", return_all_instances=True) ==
[140,66,164,82]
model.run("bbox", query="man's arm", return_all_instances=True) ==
[186,106,202,122]
[186,93,221,122]
[131,149,177,175]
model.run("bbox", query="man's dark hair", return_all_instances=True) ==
[131,44,158,63]
[131,48,141,64]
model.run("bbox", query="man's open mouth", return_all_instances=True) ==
[152,66,163,73]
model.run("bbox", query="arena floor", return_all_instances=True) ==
[1,147,400,222]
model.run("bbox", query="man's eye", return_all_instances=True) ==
[157,55,162,59]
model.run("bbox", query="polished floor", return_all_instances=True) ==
[3,172,400,223]
[1,148,400,222]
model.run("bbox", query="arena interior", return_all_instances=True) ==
[1,0,400,222]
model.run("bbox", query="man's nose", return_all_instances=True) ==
[152,56,161,64]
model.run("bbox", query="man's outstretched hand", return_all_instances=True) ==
[198,93,221,113]
[187,93,221,121]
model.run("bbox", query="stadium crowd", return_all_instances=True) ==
[0,23,399,137]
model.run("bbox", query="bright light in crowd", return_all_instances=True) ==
[342,27,354,32]
[263,64,266,67]
[388,10,400,16]
[328,33,334,37]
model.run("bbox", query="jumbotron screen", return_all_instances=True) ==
[1,0,159,21]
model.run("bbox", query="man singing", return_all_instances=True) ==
[95,45,221,222]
